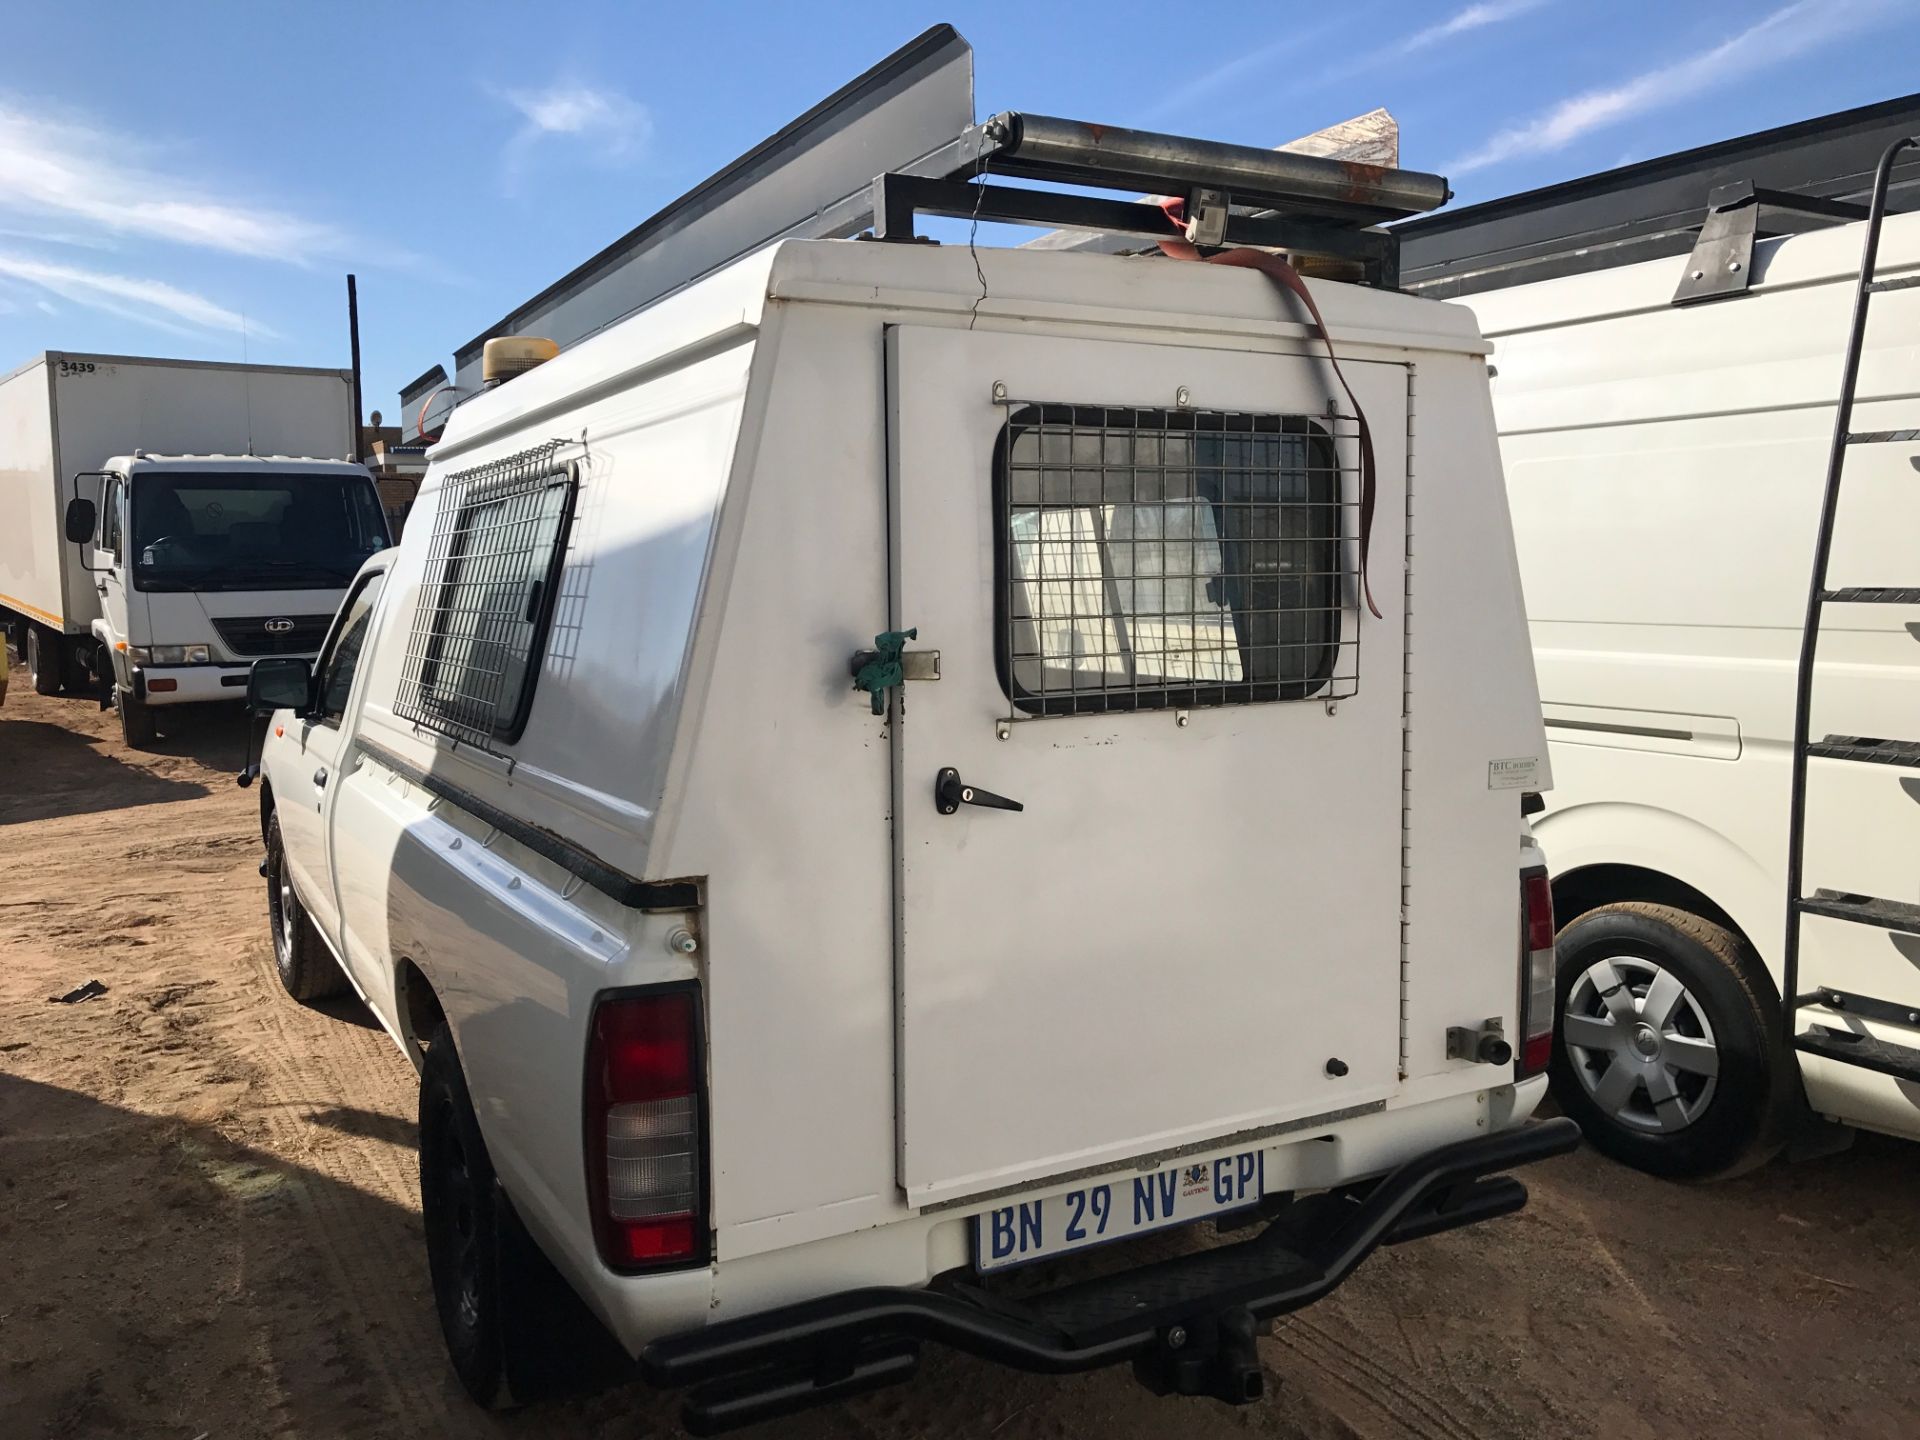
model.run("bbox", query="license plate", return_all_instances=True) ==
[974,1148,1265,1272]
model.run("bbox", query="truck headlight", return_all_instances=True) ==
[128,645,151,664]
[149,644,210,665]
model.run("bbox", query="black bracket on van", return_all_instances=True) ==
[639,1117,1579,1434]
[1672,181,1868,305]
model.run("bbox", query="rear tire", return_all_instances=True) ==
[419,1024,632,1409]
[115,688,158,748]
[1549,902,1788,1179]
[26,625,62,696]
[264,813,349,1002]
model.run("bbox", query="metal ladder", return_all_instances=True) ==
[1780,135,1920,1085]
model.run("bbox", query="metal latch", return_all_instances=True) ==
[1445,1017,1513,1066]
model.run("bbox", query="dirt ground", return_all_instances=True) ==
[2,673,1916,1440]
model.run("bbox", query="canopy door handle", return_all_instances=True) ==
[935,767,1023,815]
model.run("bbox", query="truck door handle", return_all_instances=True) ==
[936,766,1023,815]
[313,767,329,788]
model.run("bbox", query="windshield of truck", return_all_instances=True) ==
[131,472,389,591]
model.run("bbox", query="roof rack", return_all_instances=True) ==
[853,112,1450,290]
[1398,91,1920,300]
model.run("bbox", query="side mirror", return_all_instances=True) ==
[65,497,97,545]
[247,656,313,715]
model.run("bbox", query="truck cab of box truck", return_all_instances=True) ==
[65,454,388,746]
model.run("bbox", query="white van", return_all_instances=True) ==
[247,114,1571,1428]
[1462,196,1920,1175]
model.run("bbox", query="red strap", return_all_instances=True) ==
[1156,213,1383,620]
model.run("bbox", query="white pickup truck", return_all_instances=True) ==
[248,113,1575,1431]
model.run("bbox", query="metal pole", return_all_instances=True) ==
[347,274,365,462]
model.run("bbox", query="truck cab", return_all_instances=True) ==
[70,453,388,745]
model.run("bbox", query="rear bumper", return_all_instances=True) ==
[641,1116,1580,1434]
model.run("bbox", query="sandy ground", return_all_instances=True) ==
[2,671,1917,1440]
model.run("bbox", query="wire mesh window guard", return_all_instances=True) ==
[395,440,576,750]
[994,404,1359,717]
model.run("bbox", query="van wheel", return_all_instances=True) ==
[1550,902,1788,1179]
[26,625,63,696]
[115,689,158,748]
[264,814,349,1002]
[420,1023,634,1409]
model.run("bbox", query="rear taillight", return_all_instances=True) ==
[1517,867,1556,1078]
[585,987,706,1270]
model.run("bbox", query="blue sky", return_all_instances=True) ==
[2,1,1914,422]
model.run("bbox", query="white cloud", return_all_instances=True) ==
[1141,21,1346,122]
[0,101,357,266]
[0,253,271,338]
[1158,1,1546,120]
[496,80,652,191]
[1449,0,1894,174]
[0,222,115,250]
[1400,0,1548,54]
[36,297,56,314]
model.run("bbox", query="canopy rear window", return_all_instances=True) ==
[994,404,1356,715]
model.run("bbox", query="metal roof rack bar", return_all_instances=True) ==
[862,112,1451,289]
[868,173,1403,287]
[956,113,1449,224]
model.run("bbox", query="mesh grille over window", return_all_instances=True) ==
[395,441,575,749]
[995,404,1358,716]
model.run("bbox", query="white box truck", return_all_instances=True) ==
[0,352,389,745]
[244,107,1575,1430]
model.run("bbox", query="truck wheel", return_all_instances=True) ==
[115,688,158,748]
[26,625,62,696]
[264,814,349,1002]
[420,1022,632,1409]
[1550,902,1788,1179]
[60,640,93,693]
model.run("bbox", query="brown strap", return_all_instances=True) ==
[1157,230,1383,620]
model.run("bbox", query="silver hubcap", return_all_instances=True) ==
[1563,956,1720,1134]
